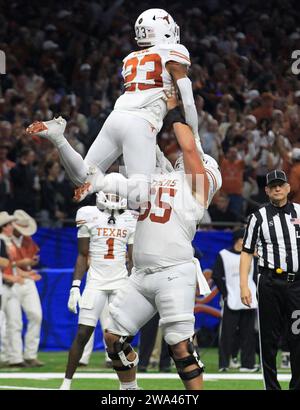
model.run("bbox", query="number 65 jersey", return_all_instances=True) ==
[133,171,204,270]
[76,206,137,290]
[114,43,191,132]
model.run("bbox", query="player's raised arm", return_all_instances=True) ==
[166,60,200,145]
[165,94,222,207]
[174,122,209,204]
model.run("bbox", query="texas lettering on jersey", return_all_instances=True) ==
[97,227,128,238]
[75,206,137,290]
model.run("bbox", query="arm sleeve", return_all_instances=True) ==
[243,213,260,254]
[212,254,228,298]
[176,77,199,139]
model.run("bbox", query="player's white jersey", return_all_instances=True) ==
[76,206,137,290]
[133,171,203,270]
[114,43,191,132]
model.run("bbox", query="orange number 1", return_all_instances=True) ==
[104,238,115,259]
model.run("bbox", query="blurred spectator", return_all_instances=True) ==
[289,148,300,204]
[138,314,171,373]
[10,148,39,216]
[212,228,258,372]
[208,192,238,229]
[86,100,107,149]
[39,161,71,227]
[0,212,24,367]
[10,210,43,367]
[251,92,275,122]
[220,147,245,218]
[201,119,222,162]
[0,144,15,212]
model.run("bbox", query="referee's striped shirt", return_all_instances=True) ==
[243,202,300,273]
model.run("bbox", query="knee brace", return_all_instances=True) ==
[169,337,204,381]
[107,336,139,371]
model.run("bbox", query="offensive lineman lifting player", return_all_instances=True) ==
[98,95,222,390]
[26,8,201,204]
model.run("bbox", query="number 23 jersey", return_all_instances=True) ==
[76,206,137,290]
[114,43,191,132]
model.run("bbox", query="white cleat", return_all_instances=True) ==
[59,385,71,390]
[59,378,72,390]
[73,166,104,202]
[26,116,67,146]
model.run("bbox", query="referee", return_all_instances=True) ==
[240,170,300,390]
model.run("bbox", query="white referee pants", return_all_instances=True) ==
[14,279,42,360]
[0,285,23,364]
[79,300,110,365]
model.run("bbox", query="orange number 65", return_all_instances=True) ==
[138,187,177,224]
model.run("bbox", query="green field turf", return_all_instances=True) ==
[0,349,291,390]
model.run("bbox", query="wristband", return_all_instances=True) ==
[72,279,81,288]
[165,106,187,126]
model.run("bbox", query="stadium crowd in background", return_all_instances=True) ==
[1,0,300,228]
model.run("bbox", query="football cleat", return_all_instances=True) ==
[73,166,104,202]
[26,116,66,146]
[73,182,93,202]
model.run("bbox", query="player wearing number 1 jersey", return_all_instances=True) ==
[60,192,137,390]
[26,8,199,204]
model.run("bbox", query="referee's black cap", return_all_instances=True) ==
[266,170,288,186]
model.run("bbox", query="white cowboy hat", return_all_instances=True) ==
[12,210,37,236]
[0,211,16,228]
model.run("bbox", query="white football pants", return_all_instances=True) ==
[59,111,157,186]
[106,262,197,346]
[0,285,23,364]
[79,299,110,365]
[14,279,42,360]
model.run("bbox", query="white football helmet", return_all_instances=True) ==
[96,191,127,211]
[134,8,180,47]
[174,153,222,205]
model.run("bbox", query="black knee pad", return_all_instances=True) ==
[169,337,205,381]
[106,336,139,371]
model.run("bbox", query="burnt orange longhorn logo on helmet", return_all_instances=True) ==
[153,14,170,24]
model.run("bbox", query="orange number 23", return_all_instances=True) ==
[124,53,163,92]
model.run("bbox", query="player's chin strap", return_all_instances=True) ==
[169,337,204,381]
[107,209,116,224]
[107,336,139,371]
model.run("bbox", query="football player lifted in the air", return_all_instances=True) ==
[26,8,201,204]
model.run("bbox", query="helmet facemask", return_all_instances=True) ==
[96,192,127,211]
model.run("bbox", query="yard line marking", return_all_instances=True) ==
[0,373,292,381]
[0,385,56,390]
